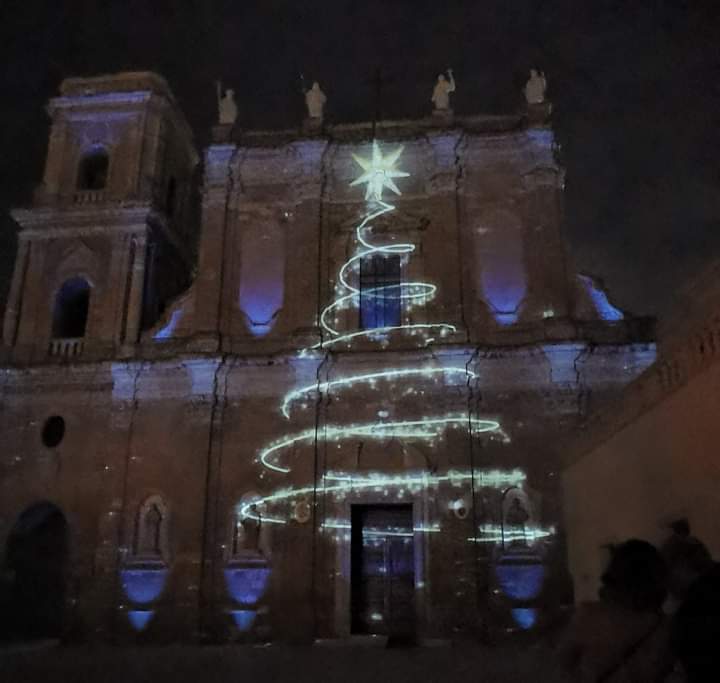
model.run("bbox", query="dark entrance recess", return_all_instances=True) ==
[77,147,109,190]
[41,415,65,448]
[0,502,68,640]
[52,277,90,338]
[351,504,415,641]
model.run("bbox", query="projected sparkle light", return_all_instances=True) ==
[238,468,527,525]
[244,142,535,579]
[251,141,504,480]
[281,367,478,418]
[303,140,456,351]
[259,416,502,473]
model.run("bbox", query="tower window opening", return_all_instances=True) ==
[359,254,402,329]
[77,147,109,190]
[52,277,90,339]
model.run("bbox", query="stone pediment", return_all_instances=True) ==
[56,239,100,280]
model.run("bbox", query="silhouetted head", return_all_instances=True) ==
[600,539,667,612]
[671,563,720,683]
[662,531,713,600]
[670,518,690,537]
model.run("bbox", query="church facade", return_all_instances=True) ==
[0,72,655,642]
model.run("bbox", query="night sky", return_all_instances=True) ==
[1,1,718,320]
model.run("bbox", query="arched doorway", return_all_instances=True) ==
[1,502,68,639]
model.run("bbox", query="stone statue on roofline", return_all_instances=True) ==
[216,80,238,126]
[304,81,327,119]
[432,68,456,112]
[524,68,547,105]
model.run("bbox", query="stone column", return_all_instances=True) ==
[15,241,48,363]
[523,169,570,319]
[109,234,133,347]
[122,231,148,346]
[192,144,236,348]
[42,119,69,199]
[2,237,30,347]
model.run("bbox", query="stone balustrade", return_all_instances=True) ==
[73,189,105,204]
[48,338,84,358]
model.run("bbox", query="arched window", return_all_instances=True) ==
[52,277,90,339]
[135,496,168,559]
[77,147,109,190]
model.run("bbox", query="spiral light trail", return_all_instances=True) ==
[247,140,512,540]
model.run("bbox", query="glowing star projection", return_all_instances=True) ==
[350,140,410,202]
[301,141,456,351]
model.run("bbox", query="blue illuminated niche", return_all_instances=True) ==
[224,566,271,605]
[230,609,257,632]
[511,607,537,630]
[127,609,154,632]
[121,567,168,605]
[478,224,526,326]
[495,562,545,601]
[578,275,623,321]
[238,224,285,337]
[154,309,183,340]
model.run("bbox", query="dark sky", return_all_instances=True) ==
[1,0,719,319]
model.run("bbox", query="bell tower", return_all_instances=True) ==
[3,72,198,362]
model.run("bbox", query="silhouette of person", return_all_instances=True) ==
[661,520,719,682]
[670,563,720,682]
[557,540,673,681]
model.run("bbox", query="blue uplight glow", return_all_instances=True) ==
[230,609,257,632]
[238,224,285,336]
[127,609,154,631]
[120,568,168,605]
[511,608,537,630]
[578,275,623,321]
[224,567,271,605]
[495,563,545,601]
[495,312,519,326]
[479,230,526,326]
[154,308,182,340]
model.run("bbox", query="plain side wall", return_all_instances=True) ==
[563,360,720,603]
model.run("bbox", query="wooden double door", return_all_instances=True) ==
[350,504,415,638]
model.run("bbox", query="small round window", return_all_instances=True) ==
[42,416,65,448]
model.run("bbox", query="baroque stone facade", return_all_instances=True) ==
[0,72,655,642]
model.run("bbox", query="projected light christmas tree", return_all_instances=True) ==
[240,140,550,553]
[237,140,518,536]
[228,140,556,639]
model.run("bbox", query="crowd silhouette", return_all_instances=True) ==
[552,520,719,682]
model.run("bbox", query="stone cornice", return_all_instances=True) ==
[228,113,529,148]
[0,337,655,403]
[12,204,154,237]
